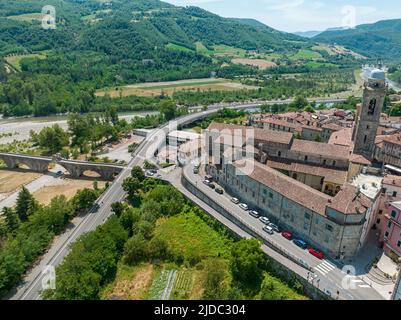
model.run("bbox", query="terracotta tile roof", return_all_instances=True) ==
[322,123,343,131]
[233,159,331,215]
[383,133,401,146]
[328,128,353,147]
[291,139,351,160]
[383,175,401,188]
[207,122,293,145]
[349,153,372,165]
[267,160,348,185]
[260,118,301,130]
[329,183,372,215]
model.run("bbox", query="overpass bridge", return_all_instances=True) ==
[0,152,124,180]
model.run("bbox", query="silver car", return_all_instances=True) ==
[231,197,240,204]
[259,216,270,225]
[239,203,249,211]
[249,210,260,218]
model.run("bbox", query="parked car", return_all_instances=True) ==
[309,248,325,260]
[204,175,213,182]
[239,203,249,211]
[193,168,199,174]
[263,225,274,235]
[281,231,293,240]
[248,210,260,218]
[259,216,270,225]
[215,188,224,194]
[146,170,155,176]
[231,197,240,204]
[293,239,308,250]
[268,223,281,233]
[203,179,211,186]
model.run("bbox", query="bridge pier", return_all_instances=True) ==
[2,157,18,169]
[30,161,50,173]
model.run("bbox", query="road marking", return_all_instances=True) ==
[314,260,336,275]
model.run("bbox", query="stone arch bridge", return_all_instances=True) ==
[0,152,125,180]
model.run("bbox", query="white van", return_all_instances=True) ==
[263,225,274,235]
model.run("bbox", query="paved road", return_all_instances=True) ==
[8,98,347,300]
[178,163,384,300]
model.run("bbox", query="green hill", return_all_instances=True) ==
[0,0,308,56]
[314,19,401,59]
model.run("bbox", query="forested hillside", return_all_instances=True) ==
[314,19,401,59]
[0,0,359,117]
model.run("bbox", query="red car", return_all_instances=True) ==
[281,231,293,240]
[309,248,325,260]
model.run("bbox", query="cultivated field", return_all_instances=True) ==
[231,58,277,70]
[96,78,258,98]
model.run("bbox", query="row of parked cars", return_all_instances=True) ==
[203,176,224,194]
[230,198,325,260]
[199,174,326,260]
[230,198,281,235]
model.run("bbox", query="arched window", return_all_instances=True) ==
[368,98,376,115]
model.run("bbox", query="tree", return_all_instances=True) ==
[72,188,98,211]
[131,166,145,182]
[303,105,315,113]
[93,180,98,191]
[15,187,36,222]
[111,202,125,218]
[35,124,69,154]
[123,234,148,265]
[158,100,177,121]
[229,239,265,287]
[2,207,20,232]
[202,258,229,300]
[148,237,169,261]
[258,274,301,300]
[133,220,154,240]
[122,177,142,200]
[290,96,308,110]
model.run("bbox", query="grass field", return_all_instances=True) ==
[96,78,258,97]
[291,49,323,60]
[153,211,232,261]
[195,41,212,55]
[5,53,47,71]
[101,263,155,300]
[166,43,194,53]
[7,13,44,22]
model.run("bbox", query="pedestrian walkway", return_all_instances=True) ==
[314,260,336,275]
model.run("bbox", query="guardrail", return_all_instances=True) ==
[181,169,313,272]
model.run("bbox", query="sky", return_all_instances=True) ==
[163,0,401,33]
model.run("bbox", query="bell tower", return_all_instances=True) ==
[352,69,386,158]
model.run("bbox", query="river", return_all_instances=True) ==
[0,110,158,144]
